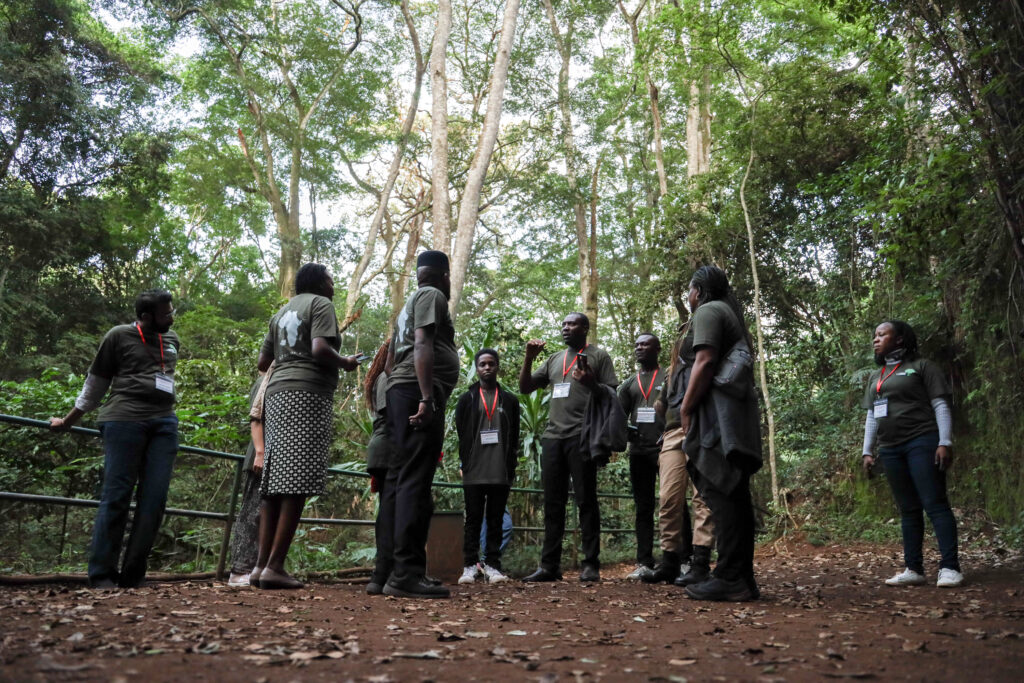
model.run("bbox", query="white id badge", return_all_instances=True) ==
[636,407,657,424]
[155,373,175,394]
[480,429,500,445]
[873,398,888,418]
[553,382,571,399]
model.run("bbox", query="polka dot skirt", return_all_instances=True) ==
[261,390,333,497]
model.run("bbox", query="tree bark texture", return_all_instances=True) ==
[447,0,521,316]
[430,0,453,255]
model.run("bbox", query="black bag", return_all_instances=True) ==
[712,340,753,398]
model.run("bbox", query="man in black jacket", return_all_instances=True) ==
[455,349,521,584]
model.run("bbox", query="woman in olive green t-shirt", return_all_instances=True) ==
[860,320,962,588]
[250,263,360,589]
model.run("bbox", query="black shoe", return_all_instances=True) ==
[684,576,756,602]
[579,565,600,582]
[675,545,711,586]
[522,567,562,582]
[423,575,443,586]
[366,581,384,595]
[641,551,681,584]
[383,576,450,599]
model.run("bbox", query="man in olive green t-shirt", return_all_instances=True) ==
[519,312,618,582]
[379,250,460,599]
[50,289,180,589]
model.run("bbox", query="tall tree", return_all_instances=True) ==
[159,0,375,296]
[447,0,521,315]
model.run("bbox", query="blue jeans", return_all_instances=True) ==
[90,417,178,586]
[879,431,960,573]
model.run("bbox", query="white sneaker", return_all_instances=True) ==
[458,565,480,585]
[625,565,650,581]
[885,568,927,586]
[936,568,964,587]
[227,572,251,588]
[481,564,509,584]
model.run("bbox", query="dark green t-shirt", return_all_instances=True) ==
[90,324,180,422]
[387,286,460,399]
[260,293,340,398]
[618,367,665,454]
[531,344,617,439]
[662,301,745,430]
[861,358,950,447]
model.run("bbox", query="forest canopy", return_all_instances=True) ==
[2,0,1022,572]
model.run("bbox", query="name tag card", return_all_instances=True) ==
[636,407,657,424]
[480,429,500,445]
[553,383,570,399]
[155,373,175,394]
[873,399,888,418]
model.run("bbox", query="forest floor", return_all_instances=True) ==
[1,540,1022,682]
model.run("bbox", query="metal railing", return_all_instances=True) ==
[0,413,638,578]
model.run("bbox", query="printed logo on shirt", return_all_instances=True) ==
[277,310,302,347]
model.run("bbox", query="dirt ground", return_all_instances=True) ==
[1,541,1022,682]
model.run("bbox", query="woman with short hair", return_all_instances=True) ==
[251,263,359,589]
[861,320,963,588]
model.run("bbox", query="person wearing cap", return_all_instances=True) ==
[49,289,180,589]
[519,312,618,583]
[379,251,461,598]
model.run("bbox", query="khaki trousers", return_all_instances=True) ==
[658,426,714,553]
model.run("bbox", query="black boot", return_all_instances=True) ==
[641,551,681,584]
[675,545,711,587]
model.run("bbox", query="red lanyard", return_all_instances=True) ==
[562,344,589,378]
[637,369,659,403]
[876,364,900,395]
[479,387,499,424]
[136,323,165,373]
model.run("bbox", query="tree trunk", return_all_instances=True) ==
[389,211,423,334]
[447,0,521,316]
[543,0,598,339]
[686,70,711,177]
[738,100,779,508]
[430,0,452,255]
[617,0,667,198]
[343,0,426,327]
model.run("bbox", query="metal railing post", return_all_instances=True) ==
[216,460,244,580]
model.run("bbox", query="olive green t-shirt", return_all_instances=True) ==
[531,344,617,439]
[861,358,950,447]
[260,293,340,398]
[618,367,666,454]
[662,301,745,430]
[90,324,180,422]
[387,286,460,400]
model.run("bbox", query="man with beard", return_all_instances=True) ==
[380,251,461,598]
[519,313,618,582]
[50,289,180,589]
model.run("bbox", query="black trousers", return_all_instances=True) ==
[382,383,445,581]
[540,436,600,572]
[690,467,755,583]
[628,448,659,567]
[463,484,511,569]
[371,467,394,584]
